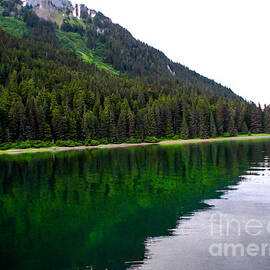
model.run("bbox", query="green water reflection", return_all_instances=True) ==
[0,140,269,270]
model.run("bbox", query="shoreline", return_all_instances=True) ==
[1,135,270,155]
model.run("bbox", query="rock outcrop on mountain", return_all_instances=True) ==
[25,0,73,22]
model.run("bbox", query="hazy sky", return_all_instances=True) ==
[74,0,269,105]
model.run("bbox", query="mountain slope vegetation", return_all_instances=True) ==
[1,0,235,97]
[0,0,269,147]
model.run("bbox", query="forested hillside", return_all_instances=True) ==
[0,0,236,97]
[0,27,269,146]
[0,0,269,148]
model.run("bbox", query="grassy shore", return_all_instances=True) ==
[1,134,270,155]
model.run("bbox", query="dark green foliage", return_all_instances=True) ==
[210,112,217,138]
[166,121,174,138]
[0,0,23,17]
[227,103,238,137]
[0,16,29,37]
[228,123,237,137]
[264,105,270,133]
[82,111,96,140]
[55,140,82,147]
[198,99,210,139]
[84,139,99,146]
[128,110,135,138]
[61,18,85,36]
[250,103,263,133]
[117,100,129,142]
[241,121,248,134]
[0,121,3,143]
[92,12,237,98]
[228,115,238,137]
[172,135,181,140]
[0,0,238,98]
[190,104,199,138]
[23,8,39,28]
[180,114,189,139]
[0,140,52,150]
[216,99,225,136]
[126,137,142,144]
[144,136,160,143]
[0,19,267,147]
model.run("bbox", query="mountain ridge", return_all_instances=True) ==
[0,0,237,98]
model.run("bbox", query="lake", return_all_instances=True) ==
[1,139,270,270]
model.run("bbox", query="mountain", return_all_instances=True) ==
[25,0,73,23]
[0,0,268,147]
[1,0,235,97]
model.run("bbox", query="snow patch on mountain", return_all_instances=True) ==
[167,64,176,76]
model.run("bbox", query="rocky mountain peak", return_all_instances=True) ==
[25,0,73,22]
[24,0,99,24]
[26,0,73,10]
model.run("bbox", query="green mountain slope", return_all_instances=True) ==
[0,14,119,74]
[0,27,267,147]
[0,0,235,97]
[0,16,28,37]
[56,30,119,75]
[0,0,119,75]
[0,0,267,147]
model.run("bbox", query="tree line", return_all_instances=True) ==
[0,28,269,146]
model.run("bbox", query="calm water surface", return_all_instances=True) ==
[1,140,270,270]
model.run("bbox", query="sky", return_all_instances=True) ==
[73,0,270,105]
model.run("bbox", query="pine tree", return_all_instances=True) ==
[154,105,162,138]
[198,99,209,139]
[241,121,248,134]
[165,110,174,138]
[68,114,77,140]
[142,109,151,137]
[109,109,118,143]
[51,107,65,140]
[210,112,217,138]
[236,103,247,132]
[117,108,128,142]
[250,103,263,133]
[228,114,237,137]
[5,128,11,142]
[36,105,46,140]
[24,122,32,140]
[174,101,182,135]
[216,99,224,136]
[8,71,18,92]
[165,122,174,138]
[82,110,96,140]
[25,96,37,140]
[136,109,145,139]
[9,99,26,141]
[102,98,111,138]
[44,123,52,141]
[190,104,199,138]
[128,109,135,138]
[180,114,189,139]
[148,107,157,137]
[264,105,270,133]
[98,106,108,139]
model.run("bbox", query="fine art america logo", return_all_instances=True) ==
[209,213,270,257]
